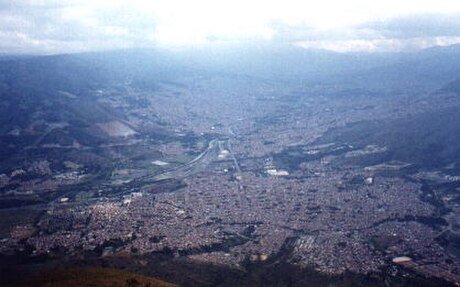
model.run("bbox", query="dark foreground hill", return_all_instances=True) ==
[9,267,176,287]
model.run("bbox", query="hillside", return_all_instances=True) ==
[9,267,176,287]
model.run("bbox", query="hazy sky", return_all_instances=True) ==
[2,0,460,54]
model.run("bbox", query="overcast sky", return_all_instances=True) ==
[2,0,460,54]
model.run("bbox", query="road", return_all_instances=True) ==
[141,139,221,181]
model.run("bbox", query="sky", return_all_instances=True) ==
[1,0,460,54]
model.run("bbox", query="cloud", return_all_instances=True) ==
[0,1,157,54]
[363,13,460,39]
[270,12,460,52]
[295,37,460,53]
[269,21,379,43]
[2,0,460,54]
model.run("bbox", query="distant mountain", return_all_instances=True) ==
[0,51,178,174]
[165,43,393,81]
[1,44,460,173]
[441,77,460,94]
[345,44,460,91]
